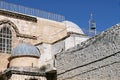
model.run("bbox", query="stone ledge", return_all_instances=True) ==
[0,9,37,22]
[2,67,46,76]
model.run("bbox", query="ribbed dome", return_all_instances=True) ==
[62,20,84,34]
[11,43,40,57]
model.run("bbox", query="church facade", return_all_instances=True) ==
[0,2,88,80]
[1,1,120,80]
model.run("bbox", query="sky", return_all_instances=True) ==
[2,0,120,33]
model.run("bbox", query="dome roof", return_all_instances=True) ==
[62,20,84,34]
[11,43,40,57]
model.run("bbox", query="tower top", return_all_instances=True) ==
[88,13,97,37]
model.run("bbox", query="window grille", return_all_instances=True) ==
[0,27,12,53]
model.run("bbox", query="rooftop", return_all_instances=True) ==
[0,1,65,22]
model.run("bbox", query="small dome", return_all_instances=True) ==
[11,43,40,57]
[62,20,84,34]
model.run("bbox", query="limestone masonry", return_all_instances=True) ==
[55,24,120,80]
[0,1,120,80]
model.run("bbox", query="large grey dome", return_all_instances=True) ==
[11,43,40,58]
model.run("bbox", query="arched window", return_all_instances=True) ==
[0,27,12,53]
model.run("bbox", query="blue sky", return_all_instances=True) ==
[2,0,120,33]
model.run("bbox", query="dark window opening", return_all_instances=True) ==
[0,26,12,54]
[46,72,57,80]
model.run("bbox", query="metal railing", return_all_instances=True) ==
[0,1,65,22]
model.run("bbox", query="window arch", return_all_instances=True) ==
[0,27,12,53]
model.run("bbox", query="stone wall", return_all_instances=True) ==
[9,57,39,68]
[55,24,120,80]
[0,9,67,44]
[0,53,10,72]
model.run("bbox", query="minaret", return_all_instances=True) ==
[88,13,97,37]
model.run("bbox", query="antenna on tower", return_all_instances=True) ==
[88,13,97,37]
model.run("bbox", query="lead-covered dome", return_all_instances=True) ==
[11,43,40,58]
[62,20,84,34]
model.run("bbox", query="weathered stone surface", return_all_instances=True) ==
[55,24,120,80]
[0,10,67,44]
[0,53,10,72]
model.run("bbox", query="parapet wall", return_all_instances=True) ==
[55,24,120,80]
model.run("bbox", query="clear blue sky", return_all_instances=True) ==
[3,0,120,33]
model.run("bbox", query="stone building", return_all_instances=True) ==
[1,1,120,80]
[0,1,89,80]
[55,23,120,80]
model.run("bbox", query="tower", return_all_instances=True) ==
[88,13,97,37]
